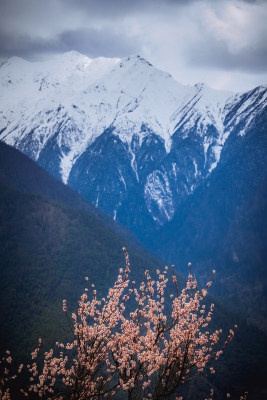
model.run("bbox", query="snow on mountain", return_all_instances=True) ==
[0,51,119,133]
[0,51,266,232]
[0,52,120,180]
[224,85,267,136]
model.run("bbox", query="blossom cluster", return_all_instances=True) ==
[0,249,239,399]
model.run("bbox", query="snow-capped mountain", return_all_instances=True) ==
[0,51,266,237]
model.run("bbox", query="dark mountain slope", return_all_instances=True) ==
[149,104,267,330]
[0,140,147,249]
[0,141,166,359]
[0,185,162,359]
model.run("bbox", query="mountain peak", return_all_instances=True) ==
[194,82,212,92]
[62,50,88,59]
[0,58,8,68]
[194,82,205,88]
[119,54,153,68]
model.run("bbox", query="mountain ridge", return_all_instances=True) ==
[1,51,266,233]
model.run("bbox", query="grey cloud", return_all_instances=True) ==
[0,31,60,60]
[64,0,192,12]
[58,28,140,58]
[0,0,200,59]
[242,0,267,3]
[0,27,140,60]
[185,36,267,74]
[63,0,145,17]
[0,0,214,23]
[0,0,147,59]
[0,0,266,78]
[0,0,264,19]
[0,0,183,22]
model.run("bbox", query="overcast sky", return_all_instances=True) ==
[0,0,266,91]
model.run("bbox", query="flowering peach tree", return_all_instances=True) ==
[0,249,238,399]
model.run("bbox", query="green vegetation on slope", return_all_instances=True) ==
[0,185,161,361]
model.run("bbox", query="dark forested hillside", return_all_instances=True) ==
[0,142,163,360]
[0,141,145,248]
[0,185,163,357]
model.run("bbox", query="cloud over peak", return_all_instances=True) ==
[0,0,266,91]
